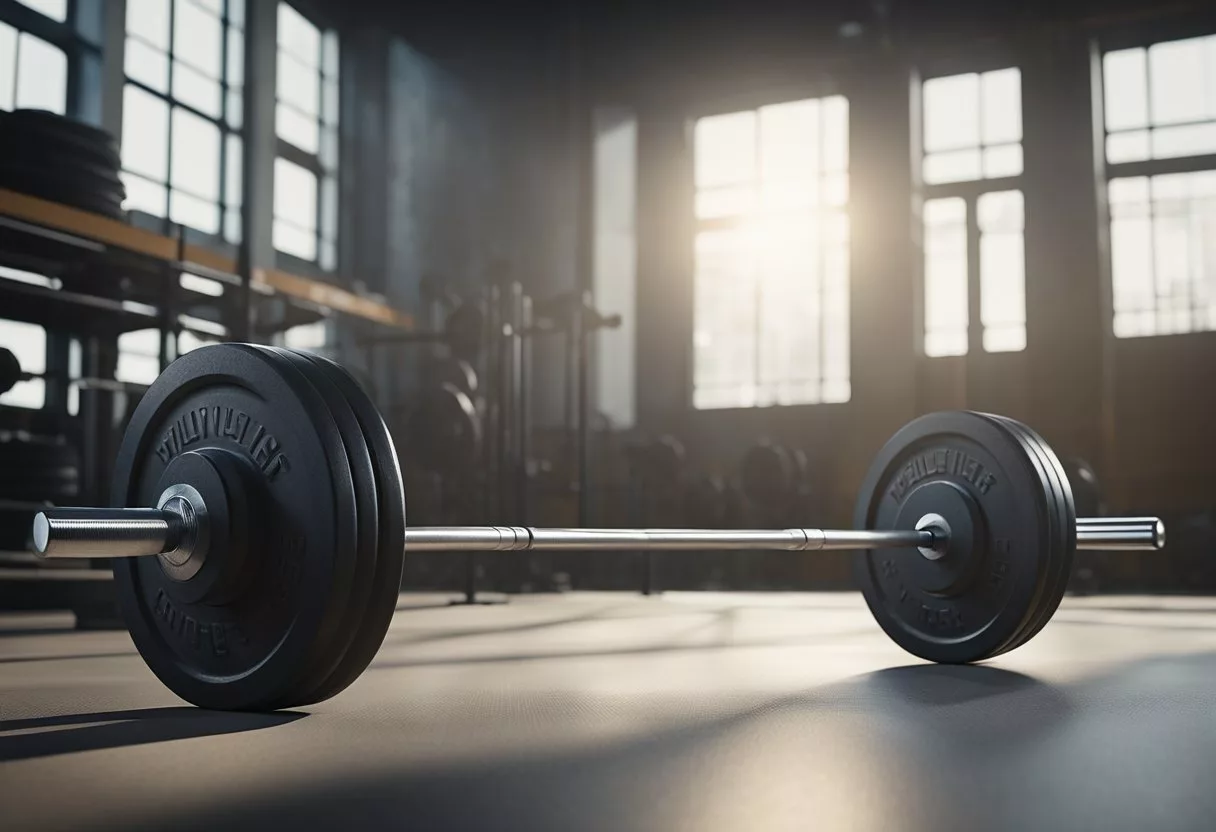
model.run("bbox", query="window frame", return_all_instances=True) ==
[916,62,1028,358]
[0,0,99,119]
[689,90,853,410]
[272,0,339,273]
[118,0,246,243]
[1096,28,1216,341]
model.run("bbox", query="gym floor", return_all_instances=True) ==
[3,592,1216,831]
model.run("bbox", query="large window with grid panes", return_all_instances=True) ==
[1,0,77,411]
[273,1,338,271]
[920,67,1026,357]
[1101,34,1216,339]
[120,0,245,243]
[692,96,850,409]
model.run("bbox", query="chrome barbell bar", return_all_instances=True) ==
[31,506,1165,560]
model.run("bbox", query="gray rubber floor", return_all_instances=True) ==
[3,592,1216,831]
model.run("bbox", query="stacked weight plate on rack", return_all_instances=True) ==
[110,346,404,710]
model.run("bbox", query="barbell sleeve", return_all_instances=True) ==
[32,508,183,559]
[32,507,1164,559]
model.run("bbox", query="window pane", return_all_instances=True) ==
[979,191,1026,353]
[228,0,246,28]
[983,144,1023,178]
[16,0,67,22]
[322,79,339,126]
[977,189,1024,233]
[0,319,46,409]
[1109,172,1216,338]
[319,125,338,171]
[172,61,222,118]
[193,0,223,14]
[1106,130,1150,163]
[1103,48,1148,131]
[1151,123,1216,159]
[696,186,756,219]
[981,68,1022,144]
[277,50,319,116]
[760,99,819,184]
[227,28,244,85]
[924,197,968,357]
[695,110,756,187]
[274,219,317,260]
[322,30,339,78]
[320,174,337,241]
[1149,37,1207,126]
[174,0,223,77]
[224,208,242,243]
[127,0,171,50]
[170,189,220,234]
[693,228,757,409]
[122,85,170,181]
[125,38,170,92]
[170,107,221,200]
[226,87,243,129]
[121,171,168,215]
[276,102,319,152]
[15,34,67,114]
[923,149,981,184]
[821,96,849,172]
[278,2,320,66]
[225,134,242,207]
[319,239,336,271]
[0,23,16,111]
[924,73,979,152]
[274,157,317,231]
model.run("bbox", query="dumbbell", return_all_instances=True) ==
[30,344,1163,711]
[0,346,148,396]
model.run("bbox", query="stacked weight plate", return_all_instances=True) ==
[110,344,404,710]
[0,109,126,218]
[853,411,1076,663]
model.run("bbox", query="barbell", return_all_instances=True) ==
[30,344,1163,711]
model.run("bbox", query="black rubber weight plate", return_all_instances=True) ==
[231,345,362,710]
[987,414,1076,654]
[295,351,405,701]
[267,347,380,706]
[110,344,358,711]
[853,411,1055,663]
[974,414,1065,657]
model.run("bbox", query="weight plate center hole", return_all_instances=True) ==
[916,512,951,562]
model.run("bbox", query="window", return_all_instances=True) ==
[692,97,850,409]
[120,0,245,241]
[0,319,47,410]
[920,68,1025,356]
[0,11,69,114]
[274,2,338,270]
[592,107,637,429]
[1102,36,1216,338]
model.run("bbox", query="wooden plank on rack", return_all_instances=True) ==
[0,188,414,330]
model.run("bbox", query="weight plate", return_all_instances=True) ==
[0,347,22,395]
[1062,457,1102,517]
[261,347,380,707]
[972,414,1063,656]
[402,383,482,473]
[430,356,478,396]
[110,344,359,711]
[295,351,405,702]
[986,415,1075,655]
[739,441,792,505]
[445,301,485,361]
[232,346,362,710]
[853,411,1056,663]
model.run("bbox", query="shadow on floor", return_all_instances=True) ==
[0,707,306,763]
